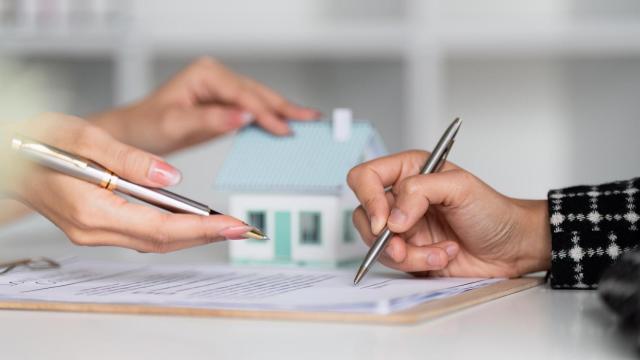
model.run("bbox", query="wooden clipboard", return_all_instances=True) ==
[0,277,543,325]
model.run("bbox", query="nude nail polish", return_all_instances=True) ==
[148,160,182,186]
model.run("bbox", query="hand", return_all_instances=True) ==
[347,151,551,278]
[2,113,253,252]
[92,57,320,155]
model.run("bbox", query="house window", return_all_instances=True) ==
[300,212,321,245]
[343,210,355,243]
[247,211,267,234]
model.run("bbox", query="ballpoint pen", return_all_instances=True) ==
[353,117,462,285]
[10,135,268,241]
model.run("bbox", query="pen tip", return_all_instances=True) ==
[353,270,364,286]
[242,227,270,241]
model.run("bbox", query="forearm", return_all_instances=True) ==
[548,177,640,289]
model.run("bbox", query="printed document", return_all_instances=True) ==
[0,258,500,314]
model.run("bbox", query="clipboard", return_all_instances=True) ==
[0,277,543,325]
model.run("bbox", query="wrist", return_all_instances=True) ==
[513,199,552,275]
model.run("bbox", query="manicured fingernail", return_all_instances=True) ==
[371,216,385,235]
[428,254,441,266]
[241,111,255,124]
[220,225,254,240]
[445,245,458,257]
[148,160,182,186]
[227,110,254,128]
[388,208,407,226]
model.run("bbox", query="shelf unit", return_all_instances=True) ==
[2,0,640,198]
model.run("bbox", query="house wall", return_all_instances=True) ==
[338,191,369,261]
[228,193,343,265]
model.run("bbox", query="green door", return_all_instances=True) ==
[274,211,291,261]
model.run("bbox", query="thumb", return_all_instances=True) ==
[74,126,182,187]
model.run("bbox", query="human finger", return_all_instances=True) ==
[387,170,475,234]
[54,123,182,188]
[243,77,319,120]
[100,201,250,253]
[352,205,408,263]
[162,105,252,144]
[197,60,292,135]
[347,151,432,235]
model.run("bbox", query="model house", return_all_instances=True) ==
[215,109,387,267]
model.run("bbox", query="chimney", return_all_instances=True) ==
[332,108,352,142]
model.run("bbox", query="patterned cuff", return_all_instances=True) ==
[548,178,640,289]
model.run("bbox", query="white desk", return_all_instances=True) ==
[0,216,635,360]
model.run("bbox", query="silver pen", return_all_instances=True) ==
[10,135,268,241]
[353,118,462,285]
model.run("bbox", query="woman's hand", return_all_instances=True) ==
[347,150,551,278]
[2,113,252,252]
[92,57,320,155]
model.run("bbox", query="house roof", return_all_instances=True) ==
[215,121,385,194]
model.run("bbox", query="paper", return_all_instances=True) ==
[0,258,501,314]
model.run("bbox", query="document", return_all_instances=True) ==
[0,258,501,314]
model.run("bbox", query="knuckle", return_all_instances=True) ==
[195,56,218,69]
[270,95,288,111]
[147,223,173,253]
[116,147,148,177]
[196,217,217,241]
[346,166,363,189]
[451,169,475,201]
[402,176,422,195]
[222,82,244,103]
[362,196,380,213]
[149,236,172,254]
[73,125,103,153]
[452,169,473,183]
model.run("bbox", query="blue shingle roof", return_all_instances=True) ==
[215,121,385,194]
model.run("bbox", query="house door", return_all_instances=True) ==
[274,211,291,261]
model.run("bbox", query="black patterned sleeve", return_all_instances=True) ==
[548,177,640,289]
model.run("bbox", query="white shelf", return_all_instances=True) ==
[0,32,123,57]
[440,21,640,57]
[148,23,407,60]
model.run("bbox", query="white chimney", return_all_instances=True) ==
[332,108,352,142]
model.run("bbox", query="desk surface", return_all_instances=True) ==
[0,216,636,360]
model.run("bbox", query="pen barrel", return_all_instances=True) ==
[11,137,111,186]
[11,136,211,216]
[115,179,210,216]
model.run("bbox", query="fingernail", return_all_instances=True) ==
[220,225,254,240]
[148,160,182,186]
[241,111,255,125]
[427,254,441,266]
[445,245,458,257]
[310,109,323,118]
[371,216,385,235]
[227,110,254,128]
[385,246,396,262]
[388,208,407,226]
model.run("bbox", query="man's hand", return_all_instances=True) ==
[92,57,320,155]
[347,150,552,278]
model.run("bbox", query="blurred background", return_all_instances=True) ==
[1,0,640,262]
